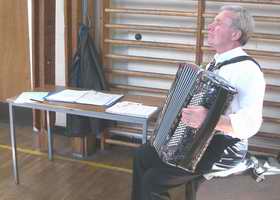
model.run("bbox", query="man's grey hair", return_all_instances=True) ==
[221,5,255,46]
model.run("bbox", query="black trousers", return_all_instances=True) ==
[131,144,204,200]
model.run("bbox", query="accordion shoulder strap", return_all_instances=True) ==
[215,55,261,71]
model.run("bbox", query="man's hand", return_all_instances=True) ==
[181,105,233,134]
[181,105,208,128]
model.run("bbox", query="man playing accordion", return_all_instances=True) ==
[131,5,265,200]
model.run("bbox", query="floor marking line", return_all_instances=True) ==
[0,144,132,174]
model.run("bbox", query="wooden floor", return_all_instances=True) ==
[0,104,280,200]
[0,122,135,200]
[0,148,132,200]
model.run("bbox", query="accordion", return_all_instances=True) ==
[151,63,237,172]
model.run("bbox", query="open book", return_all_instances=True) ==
[44,89,123,106]
[105,101,158,118]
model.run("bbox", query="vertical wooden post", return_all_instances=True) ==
[65,0,97,157]
[100,0,111,87]
[99,0,114,150]
[32,0,56,151]
[71,135,96,158]
[64,1,72,84]
[195,0,206,66]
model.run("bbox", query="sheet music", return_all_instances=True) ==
[44,89,123,106]
[105,101,158,118]
[76,91,123,106]
[44,89,88,102]
[14,92,49,104]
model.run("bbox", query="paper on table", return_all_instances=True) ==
[76,91,123,106]
[44,89,123,106]
[44,89,88,103]
[14,92,49,104]
[105,101,158,118]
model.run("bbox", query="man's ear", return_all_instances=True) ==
[232,30,242,42]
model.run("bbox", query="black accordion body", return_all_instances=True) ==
[151,63,237,172]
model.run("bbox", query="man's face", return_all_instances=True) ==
[207,10,239,52]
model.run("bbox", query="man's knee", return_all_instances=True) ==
[133,144,152,159]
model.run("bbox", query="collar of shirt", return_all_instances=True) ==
[213,47,248,64]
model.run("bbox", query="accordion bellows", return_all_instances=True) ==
[151,63,237,172]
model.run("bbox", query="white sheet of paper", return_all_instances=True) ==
[14,92,49,104]
[106,101,158,118]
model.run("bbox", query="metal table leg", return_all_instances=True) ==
[46,111,53,160]
[142,120,148,144]
[9,103,19,184]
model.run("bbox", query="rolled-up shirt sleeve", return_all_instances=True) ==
[223,62,266,140]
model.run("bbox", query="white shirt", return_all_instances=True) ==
[210,47,266,140]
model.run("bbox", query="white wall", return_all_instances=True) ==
[55,0,66,87]
[55,0,66,126]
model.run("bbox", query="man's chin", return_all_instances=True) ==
[207,42,215,50]
[207,39,213,47]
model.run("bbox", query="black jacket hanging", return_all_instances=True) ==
[69,24,106,90]
[66,24,107,137]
